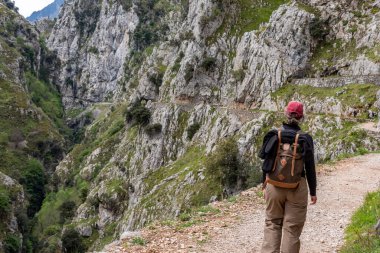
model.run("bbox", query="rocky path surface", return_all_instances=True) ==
[106,154,380,253]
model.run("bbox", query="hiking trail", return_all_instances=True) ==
[106,153,380,253]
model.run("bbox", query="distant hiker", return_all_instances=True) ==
[353,109,358,118]
[259,101,317,253]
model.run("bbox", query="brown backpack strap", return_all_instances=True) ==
[272,130,282,172]
[291,133,300,176]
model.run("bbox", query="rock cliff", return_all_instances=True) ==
[37,0,380,251]
[2,0,380,252]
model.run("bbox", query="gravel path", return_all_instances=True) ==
[199,154,380,253]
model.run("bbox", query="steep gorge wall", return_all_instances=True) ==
[48,0,314,109]
[37,0,380,251]
[0,1,68,252]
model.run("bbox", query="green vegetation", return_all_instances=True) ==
[334,147,369,161]
[58,200,77,224]
[144,146,207,193]
[172,51,184,73]
[156,204,220,231]
[0,186,11,220]
[296,1,321,16]
[309,17,328,40]
[179,213,192,222]
[33,188,81,238]
[62,228,86,253]
[138,145,222,224]
[364,43,380,63]
[21,159,46,217]
[236,0,290,34]
[125,101,151,126]
[205,137,248,191]
[227,195,238,203]
[4,234,21,253]
[145,123,163,136]
[0,3,74,252]
[173,110,190,141]
[258,92,379,174]
[0,78,63,170]
[73,0,101,39]
[184,64,195,83]
[187,123,201,140]
[340,191,380,253]
[271,83,379,114]
[232,68,246,82]
[309,39,358,73]
[88,46,99,54]
[194,205,221,215]
[149,64,167,88]
[32,103,134,251]
[200,57,217,72]
[107,120,125,137]
[131,0,174,51]
[207,0,289,44]
[131,237,147,246]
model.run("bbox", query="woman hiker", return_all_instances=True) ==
[259,101,317,253]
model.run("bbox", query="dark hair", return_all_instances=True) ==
[286,117,301,125]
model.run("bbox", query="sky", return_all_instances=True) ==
[13,0,54,17]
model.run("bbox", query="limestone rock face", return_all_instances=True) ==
[0,172,25,253]
[41,0,380,250]
[48,1,314,110]
[233,5,313,106]
[48,0,138,108]
[303,0,380,78]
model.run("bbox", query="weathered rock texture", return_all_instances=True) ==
[32,0,380,251]
[0,173,25,252]
[0,1,65,252]
[48,0,138,108]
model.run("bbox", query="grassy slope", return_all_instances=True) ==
[207,0,289,44]
[340,191,380,253]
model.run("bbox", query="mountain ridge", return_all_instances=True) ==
[26,0,64,22]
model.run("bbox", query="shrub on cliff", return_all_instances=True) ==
[125,101,151,126]
[0,187,11,220]
[186,123,201,140]
[145,123,162,136]
[61,229,85,253]
[4,235,21,253]
[201,57,217,72]
[310,17,328,40]
[205,138,248,194]
[58,200,76,224]
[20,159,46,217]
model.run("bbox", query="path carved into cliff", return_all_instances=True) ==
[106,153,380,253]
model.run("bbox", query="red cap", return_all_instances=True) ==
[285,101,304,119]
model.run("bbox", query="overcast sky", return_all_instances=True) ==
[14,0,54,17]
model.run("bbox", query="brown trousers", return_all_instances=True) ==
[261,178,308,253]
